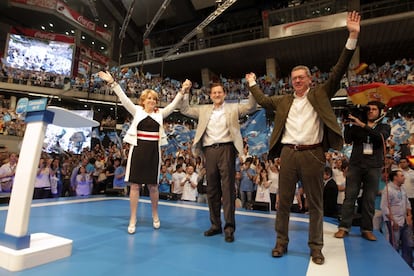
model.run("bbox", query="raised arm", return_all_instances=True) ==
[245,73,277,110]
[179,79,201,119]
[238,89,257,117]
[347,10,360,40]
[161,79,192,118]
[98,71,136,115]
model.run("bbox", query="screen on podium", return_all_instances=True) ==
[44,110,94,154]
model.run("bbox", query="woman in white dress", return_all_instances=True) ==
[98,70,191,234]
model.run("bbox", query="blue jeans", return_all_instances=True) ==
[385,221,414,269]
[339,165,380,232]
[240,191,253,209]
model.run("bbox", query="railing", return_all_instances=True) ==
[126,0,414,65]
[360,0,414,19]
[266,0,348,26]
[127,26,263,62]
[2,0,413,107]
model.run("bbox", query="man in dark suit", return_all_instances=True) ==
[180,82,256,242]
[323,166,339,218]
[245,10,360,265]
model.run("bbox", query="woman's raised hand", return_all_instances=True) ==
[98,71,114,84]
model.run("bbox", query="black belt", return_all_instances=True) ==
[284,143,322,151]
[204,142,233,149]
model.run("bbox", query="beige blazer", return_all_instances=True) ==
[180,94,256,157]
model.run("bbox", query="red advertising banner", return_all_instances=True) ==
[11,0,112,42]
[79,44,109,66]
[56,0,112,42]
[95,25,112,42]
[56,1,95,31]
[10,26,75,44]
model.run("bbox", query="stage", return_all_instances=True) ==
[0,196,411,275]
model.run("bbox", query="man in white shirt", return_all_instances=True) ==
[381,170,413,269]
[180,82,256,243]
[0,152,18,192]
[245,10,361,266]
[399,157,414,218]
[180,165,198,201]
[171,164,186,200]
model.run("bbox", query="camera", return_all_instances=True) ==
[342,104,369,123]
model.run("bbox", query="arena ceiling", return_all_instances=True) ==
[0,1,414,82]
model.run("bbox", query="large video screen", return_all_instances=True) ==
[44,110,94,154]
[5,34,74,76]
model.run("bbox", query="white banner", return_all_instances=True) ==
[269,12,347,39]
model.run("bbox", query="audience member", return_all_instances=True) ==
[159,164,172,193]
[255,168,271,210]
[33,158,52,199]
[50,157,63,197]
[399,157,414,218]
[323,167,338,218]
[381,170,413,269]
[373,168,387,231]
[113,158,126,193]
[171,164,186,200]
[267,159,280,211]
[197,167,208,204]
[0,152,18,192]
[180,165,198,202]
[239,157,256,209]
[75,166,93,196]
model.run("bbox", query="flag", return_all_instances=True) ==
[390,118,411,151]
[163,124,195,155]
[347,82,414,107]
[353,63,368,75]
[161,109,270,157]
[241,109,269,157]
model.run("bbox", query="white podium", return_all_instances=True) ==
[0,106,99,271]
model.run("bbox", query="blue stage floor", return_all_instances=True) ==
[0,196,412,276]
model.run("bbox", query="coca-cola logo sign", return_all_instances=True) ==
[34,31,56,40]
[77,16,95,30]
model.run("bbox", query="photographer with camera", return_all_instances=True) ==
[335,101,391,241]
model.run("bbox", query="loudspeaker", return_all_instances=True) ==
[159,192,179,201]
[252,201,270,211]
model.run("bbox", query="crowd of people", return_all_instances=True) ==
[1,53,413,138]
[0,10,414,269]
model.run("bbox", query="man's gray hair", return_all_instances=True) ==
[291,65,311,77]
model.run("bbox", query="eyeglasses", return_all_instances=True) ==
[291,75,308,81]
